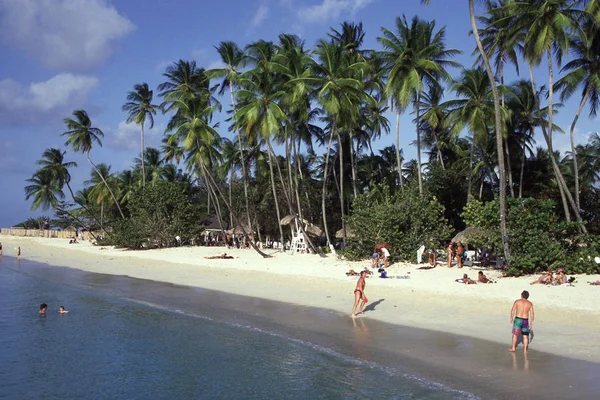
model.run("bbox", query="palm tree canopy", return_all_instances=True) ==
[123,82,158,128]
[62,110,104,155]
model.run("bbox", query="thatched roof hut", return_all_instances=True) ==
[279,215,323,237]
[452,226,483,244]
[335,227,356,239]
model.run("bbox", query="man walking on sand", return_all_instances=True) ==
[351,271,368,318]
[509,290,535,353]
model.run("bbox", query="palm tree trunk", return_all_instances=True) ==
[100,200,104,228]
[479,179,484,200]
[350,137,358,198]
[470,0,510,262]
[519,141,526,199]
[268,137,293,213]
[500,68,515,198]
[141,122,146,188]
[266,135,285,248]
[285,134,295,210]
[322,122,336,248]
[65,181,108,236]
[395,108,404,188]
[200,162,270,257]
[230,81,253,235]
[415,91,424,196]
[336,131,346,241]
[86,152,125,219]
[467,132,475,202]
[570,87,590,212]
[433,130,445,170]
[229,169,234,227]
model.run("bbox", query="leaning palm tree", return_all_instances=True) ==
[62,110,125,219]
[25,170,65,211]
[378,15,461,195]
[123,83,158,187]
[86,163,119,227]
[36,147,104,231]
[554,20,600,211]
[507,0,587,229]
[421,0,510,262]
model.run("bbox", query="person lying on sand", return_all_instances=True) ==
[530,272,553,285]
[477,271,495,283]
[456,273,477,285]
[588,280,600,286]
[204,253,234,259]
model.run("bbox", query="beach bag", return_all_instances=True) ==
[380,271,388,278]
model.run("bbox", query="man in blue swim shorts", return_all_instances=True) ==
[509,290,535,353]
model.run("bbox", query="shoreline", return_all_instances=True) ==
[2,235,600,364]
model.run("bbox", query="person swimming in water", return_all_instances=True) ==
[59,306,69,314]
[39,303,47,314]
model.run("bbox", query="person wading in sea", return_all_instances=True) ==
[509,290,535,353]
[351,271,368,318]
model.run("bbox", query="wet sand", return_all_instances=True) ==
[3,256,599,400]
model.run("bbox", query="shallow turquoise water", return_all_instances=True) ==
[0,258,473,400]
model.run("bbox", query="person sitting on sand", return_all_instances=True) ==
[457,273,477,285]
[428,250,437,267]
[59,306,69,314]
[40,303,47,314]
[553,269,568,285]
[204,253,234,259]
[530,272,553,285]
[478,271,494,284]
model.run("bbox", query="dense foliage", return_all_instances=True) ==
[462,198,600,275]
[343,183,452,262]
[109,182,206,249]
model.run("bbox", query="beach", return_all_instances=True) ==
[2,235,600,365]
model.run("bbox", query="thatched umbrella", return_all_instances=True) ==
[452,226,482,244]
[64,226,77,232]
[280,215,323,237]
[335,228,356,238]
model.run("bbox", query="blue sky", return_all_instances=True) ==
[0,0,595,228]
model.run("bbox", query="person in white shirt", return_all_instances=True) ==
[381,247,390,268]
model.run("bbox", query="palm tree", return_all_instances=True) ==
[310,39,370,245]
[508,0,587,229]
[62,110,125,219]
[554,21,600,211]
[25,170,64,211]
[234,40,288,247]
[123,83,158,188]
[421,0,511,262]
[478,0,524,197]
[378,15,461,195]
[134,147,164,185]
[35,147,104,232]
[158,60,212,113]
[86,163,119,227]
[209,41,253,233]
[445,68,496,201]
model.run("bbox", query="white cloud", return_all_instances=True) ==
[0,0,135,70]
[250,3,270,28]
[106,121,164,151]
[0,73,98,122]
[297,0,374,24]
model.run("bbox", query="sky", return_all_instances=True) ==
[0,0,596,228]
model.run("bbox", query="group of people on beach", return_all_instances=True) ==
[530,268,576,285]
[370,246,390,269]
[456,271,495,284]
[350,272,534,353]
[446,241,466,268]
[39,303,69,315]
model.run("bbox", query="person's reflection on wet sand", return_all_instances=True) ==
[511,352,530,372]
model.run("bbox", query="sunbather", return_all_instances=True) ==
[477,271,494,284]
[204,253,234,259]
[553,269,568,285]
[588,280,600,286]
[530,272,553,285]
[457,273,477,285]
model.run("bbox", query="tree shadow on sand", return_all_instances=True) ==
[363,299,384,313]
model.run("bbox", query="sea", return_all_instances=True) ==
[0,256,476,400]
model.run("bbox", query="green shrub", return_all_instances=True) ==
[109,182,206,249]
[342,183,452,262]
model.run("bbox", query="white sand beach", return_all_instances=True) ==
[2,235,600,363]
